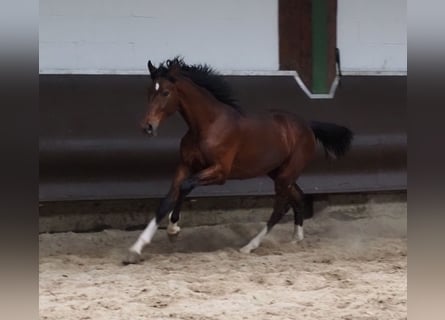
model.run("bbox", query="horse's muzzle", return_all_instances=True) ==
[142,123,158,137]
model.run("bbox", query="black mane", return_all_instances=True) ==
[153,57,242,113]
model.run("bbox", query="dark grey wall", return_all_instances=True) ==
[39,75,406,201]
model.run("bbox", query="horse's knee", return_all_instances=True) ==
[180,177,198,193]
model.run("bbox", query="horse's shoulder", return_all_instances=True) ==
[180,131,199,149]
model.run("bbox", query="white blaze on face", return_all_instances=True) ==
[155,82,160,91]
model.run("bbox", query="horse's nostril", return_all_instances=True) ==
[143,123,154,135]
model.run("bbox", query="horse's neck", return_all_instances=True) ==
[177,80,224,134]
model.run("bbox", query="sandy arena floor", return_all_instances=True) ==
[39,205,406,320]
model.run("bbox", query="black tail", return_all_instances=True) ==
[310,121,353,159]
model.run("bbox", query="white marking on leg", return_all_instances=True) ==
[167,211,181,235]
[240,226,268,254]
[129,218,158,255]
[293,225,304,242]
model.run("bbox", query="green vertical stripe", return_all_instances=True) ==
[312,0,328,94]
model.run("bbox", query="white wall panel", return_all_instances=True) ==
[338,0,407,74]
[39,0,279,73]
[40,0,407,75]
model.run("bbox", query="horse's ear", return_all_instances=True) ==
[147,60,157,76]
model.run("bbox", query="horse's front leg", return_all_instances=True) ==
[181,164,228,188]
[123,165,189,264]
[122,192,177,264]
[166,186,193,242]
[166,164,226,241]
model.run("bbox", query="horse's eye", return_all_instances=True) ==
[162,91,170,97]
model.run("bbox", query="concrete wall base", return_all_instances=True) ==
[39,192,406,233]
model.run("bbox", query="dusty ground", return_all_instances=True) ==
[39,204,406,320]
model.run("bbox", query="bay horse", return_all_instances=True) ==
[123,57,353,264]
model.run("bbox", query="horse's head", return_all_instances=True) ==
[141,60,181,137]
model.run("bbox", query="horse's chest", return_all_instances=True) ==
[181,143,208,171]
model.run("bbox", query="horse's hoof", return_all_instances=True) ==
[239,246,252,254]
[292,236,304,243]
[293,226,304,242]
[122,251,142,265]
[167,232,180,243]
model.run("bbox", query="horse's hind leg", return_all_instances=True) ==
[240,181,291,254]
[290,183,305,242]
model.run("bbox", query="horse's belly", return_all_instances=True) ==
[229,145,287,179]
